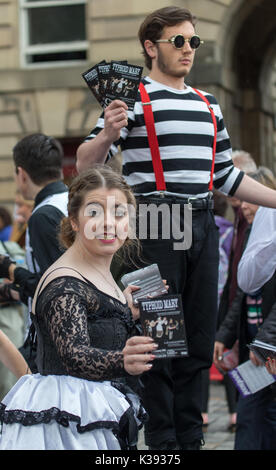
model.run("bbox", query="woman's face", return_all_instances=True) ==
[241,201,259,225]
[72,187,132,257]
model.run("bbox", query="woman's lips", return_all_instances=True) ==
[96,233,116,243]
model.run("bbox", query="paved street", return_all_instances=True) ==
[201,381,236,450]
[138,381,236,451]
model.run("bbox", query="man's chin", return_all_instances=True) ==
[168,68,190,79]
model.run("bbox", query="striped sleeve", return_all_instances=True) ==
[205,95,244,196]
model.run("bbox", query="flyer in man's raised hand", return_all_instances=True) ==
[103,61,143,110]
[82,63,104,106]
[82,60,142,111]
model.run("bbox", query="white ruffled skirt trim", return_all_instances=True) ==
[0,373,145,450]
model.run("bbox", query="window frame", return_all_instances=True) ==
[19,0,88,69]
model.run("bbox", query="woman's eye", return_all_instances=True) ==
[116,210,127,218]
[85,204,103,217]
[89,210,98,217]
[115,206,127,218]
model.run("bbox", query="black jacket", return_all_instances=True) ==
[216,272,276,364]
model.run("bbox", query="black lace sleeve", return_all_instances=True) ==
[44,292,126,381]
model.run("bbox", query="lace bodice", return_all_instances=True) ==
[32,276,136,381]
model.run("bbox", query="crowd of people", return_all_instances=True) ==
[0,6,276,451]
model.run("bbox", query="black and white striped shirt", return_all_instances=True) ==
[85,77,243,198]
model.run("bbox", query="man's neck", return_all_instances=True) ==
[148,70,186,90]
[32,179,63,202]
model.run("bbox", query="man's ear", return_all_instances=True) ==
[16,166,28,184]
[144,39,158,61]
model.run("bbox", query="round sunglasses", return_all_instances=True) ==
[155,34,203,50]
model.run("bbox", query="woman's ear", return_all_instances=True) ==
[70,217,79,233]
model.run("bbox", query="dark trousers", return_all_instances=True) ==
[235,386,276,450]
[134,203,219,448]
[201,368,237,415]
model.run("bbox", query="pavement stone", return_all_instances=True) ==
[138,381,236,451]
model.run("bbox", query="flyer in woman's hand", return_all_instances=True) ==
[138,294,189,359]
[121,263,168,305]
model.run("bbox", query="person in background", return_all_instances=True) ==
[237,167,276,379]
[0,290,25,400]
[0,134,68,309]
[266,358,276,375]
[213,150,257,433]
[218,150,257,320]
[214,167,276,450]
[0,134,68,374]
[10,191,33,249]
[213,191,234,303]
[0,207,13,242]
[0,203,27,400]
[231,150,257,174]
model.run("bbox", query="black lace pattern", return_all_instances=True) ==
[0,276,146,446]
[30,276,135,381]
[0,401,142,448]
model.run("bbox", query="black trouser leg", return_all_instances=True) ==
[137,208,219,448]
[201,368,210,414]
[174,211,219,446]
[223,374,237,414]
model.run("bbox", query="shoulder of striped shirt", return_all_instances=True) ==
[83,80,222,141]
[141,77,218,106]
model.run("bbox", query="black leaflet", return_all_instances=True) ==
[103,61,143,110]
[82,62,105,106]
[138,294,189,359]
[82,59,143,111]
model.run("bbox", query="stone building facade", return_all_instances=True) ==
[0,0,275,212]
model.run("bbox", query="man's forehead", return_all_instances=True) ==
[161,21,195,35]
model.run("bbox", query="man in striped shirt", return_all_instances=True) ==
[77,6,276,450]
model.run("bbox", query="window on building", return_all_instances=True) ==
[20,0,88,67]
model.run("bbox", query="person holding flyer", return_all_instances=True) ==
[76,7,276,451]
[0,166,151,450]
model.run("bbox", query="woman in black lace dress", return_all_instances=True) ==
[0,166,157,450]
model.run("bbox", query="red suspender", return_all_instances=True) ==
[139,82,217,192]
[193,88,217,191]
[139,82,166,191]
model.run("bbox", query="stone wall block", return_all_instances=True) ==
[90,0,171,18]
[35,90,68,137]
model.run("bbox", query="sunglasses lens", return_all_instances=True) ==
[190,36,201,49]
[173,35,185,48]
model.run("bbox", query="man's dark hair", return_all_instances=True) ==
[138,6,197,70]
[13,133,64,185]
